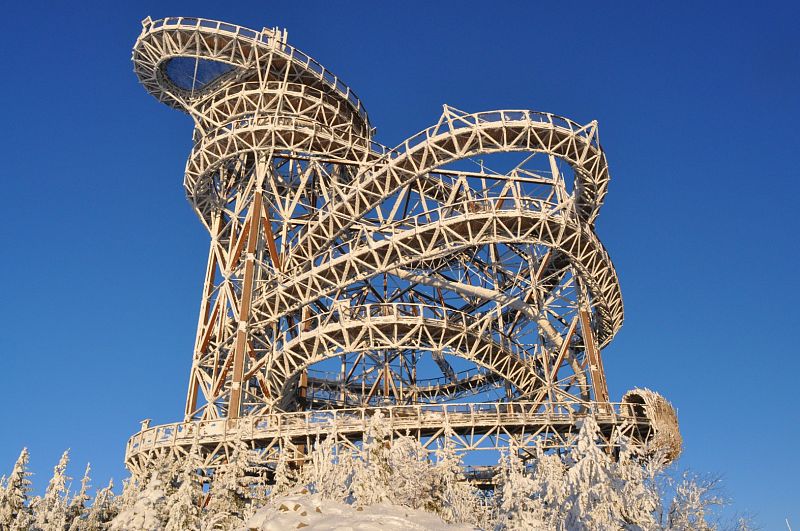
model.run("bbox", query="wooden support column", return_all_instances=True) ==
[228,185,264,419]
[298,371,308,406]
[185,212,222,419]
[340,355,347,404]
[578,307,610,405]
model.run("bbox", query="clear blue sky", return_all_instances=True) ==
[1,1,797,526]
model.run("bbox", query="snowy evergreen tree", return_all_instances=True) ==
[385,435,436,508]
[270,437,300,499]
[84,478,117,531]
[494,445,549,530]
[10,506,35,531]
[430,425,482,525]
[302,434,354,501]
[0,448,33,529]
[614,441,661,529]
[164,448,204,531]
[526,448,569,529]
[352,410,393,506]
[109,472,168,531]
[67,463,92,530]
[561,417,628,529]
[204,443,251,529]
[33,449,72,531]
[114,477,140,518]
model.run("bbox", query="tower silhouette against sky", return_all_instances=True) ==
[125,16,681,477]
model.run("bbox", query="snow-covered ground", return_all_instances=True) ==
[243,494,475,530]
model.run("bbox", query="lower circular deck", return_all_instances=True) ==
[125,400,667,476]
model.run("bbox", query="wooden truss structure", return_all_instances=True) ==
[126,16,680,474]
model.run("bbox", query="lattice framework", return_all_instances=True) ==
[125,16,680,474]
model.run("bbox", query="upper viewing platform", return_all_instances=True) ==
[132,16,371,130]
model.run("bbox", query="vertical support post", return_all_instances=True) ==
[577,307,610,405]
[340,355,347,404]
[228,170,265,419]
[298,371,308,406]
[185,212,222,420]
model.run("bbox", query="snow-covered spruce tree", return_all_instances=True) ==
[109,472,168,531]
[33,449,72,531]
[0,448,33,529]
[204,442,252,528]
[164,448,204,531]
[110,454,184,531]
[492,424,676,530]
[302,433,358,502]
[528,447,570,528]
[614,440,662,529]
[115,474,147,518]
[272,438,300,499]
[384,435,437,509]
[352,410,393,506]
[83,478,117,530]
[494,445,550,530]
[66,463,92,530]
[430,424,482,525]
[491,418,741,530]
[561,417,629,529]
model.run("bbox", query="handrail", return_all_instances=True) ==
[192,113,385,156]
[278,108,607,273]
[394,110,599,159]
[139,17,368,122]
[277,302,533,361]
[193,108,599,179]
[125,401,642,458]
[310,196,565,270]
[196,81,370,135]
[307,364,492,390]
[253,196,622,347]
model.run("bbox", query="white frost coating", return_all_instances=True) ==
[242,493,474,531]
[622,388,683,462]
[2,423,738,530]
[0,448,32,529]
[109,475,167,531]
[34,449,71,530]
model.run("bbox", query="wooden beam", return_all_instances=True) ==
[578,307,610,404]
[228,187,264,419]
[550,316,578,381]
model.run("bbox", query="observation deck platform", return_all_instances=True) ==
[125,400,678,476]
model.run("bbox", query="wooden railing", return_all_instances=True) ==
[141,17,368,121]
[126,401,642,461]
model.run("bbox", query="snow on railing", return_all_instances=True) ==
[126,400,641,459]
[198,82,368,134]
[190,113,384,158]
[275,110,604,268]
[278,302,530,361]
[306,365,494,392]
[321,195,565,264]
[140,17,368,122]
[394,110,600,162]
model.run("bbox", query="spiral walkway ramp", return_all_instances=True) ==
[125,16,681,475]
